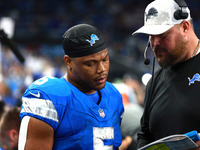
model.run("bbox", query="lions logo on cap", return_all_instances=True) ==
[86,34,99,46]
[146,7,158,21]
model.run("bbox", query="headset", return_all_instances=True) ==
[174,0,188,20]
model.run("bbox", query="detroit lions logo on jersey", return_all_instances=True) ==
[86,34,99,46]
[188,73,200,86]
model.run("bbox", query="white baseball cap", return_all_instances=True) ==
[132,0,191,35]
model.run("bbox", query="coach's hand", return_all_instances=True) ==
[119,136,132,150]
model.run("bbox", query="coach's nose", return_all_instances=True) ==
[150,35,161,50]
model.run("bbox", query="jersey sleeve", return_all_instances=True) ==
[20,89,59,130]
[19,76,69,131]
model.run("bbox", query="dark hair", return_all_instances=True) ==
[0,101,5,120]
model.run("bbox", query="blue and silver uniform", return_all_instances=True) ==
[20,76,124,150]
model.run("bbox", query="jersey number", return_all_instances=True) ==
[93,127,114,150]
[34,76,55,85]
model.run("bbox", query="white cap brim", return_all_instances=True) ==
[132,24,174,35]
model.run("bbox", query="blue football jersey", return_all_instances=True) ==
[20,76,124,150]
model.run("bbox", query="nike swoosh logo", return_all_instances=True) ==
[29,91,40,98]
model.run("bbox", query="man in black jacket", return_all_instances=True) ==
[132,0,200,149]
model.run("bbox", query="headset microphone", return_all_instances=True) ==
[144,40,150,65]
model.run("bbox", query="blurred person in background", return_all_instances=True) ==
[0,82,16,107]
[132,0,200,148]
[114,75,144,150]
[122,74,145,107]
[18,24,124,150]
[0,107,21,150]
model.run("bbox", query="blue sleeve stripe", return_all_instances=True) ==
[21,97,59,123]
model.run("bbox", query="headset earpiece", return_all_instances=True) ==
[174,8,188,20]
[174,0,188,20]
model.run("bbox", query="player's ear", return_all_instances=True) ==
[64,55,72,69]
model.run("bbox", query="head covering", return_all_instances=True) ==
[132,0,191,35]
[63,24,107,57]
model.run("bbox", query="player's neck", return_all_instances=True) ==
[63,74,97,94]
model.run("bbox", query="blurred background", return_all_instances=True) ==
[0,0,200,108]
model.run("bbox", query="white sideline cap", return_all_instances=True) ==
[132,0,191,35]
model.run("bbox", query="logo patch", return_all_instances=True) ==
[188,73,200,86]
[146,7,158,21]
[98,109,105,118]
[86,34,99,46]
[29,91,40,98]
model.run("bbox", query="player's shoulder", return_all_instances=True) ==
[30,76,64,87]
[104,82,123,105]
[103,81,121,94]
[29,76,67,89]
[24,76,71,98]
